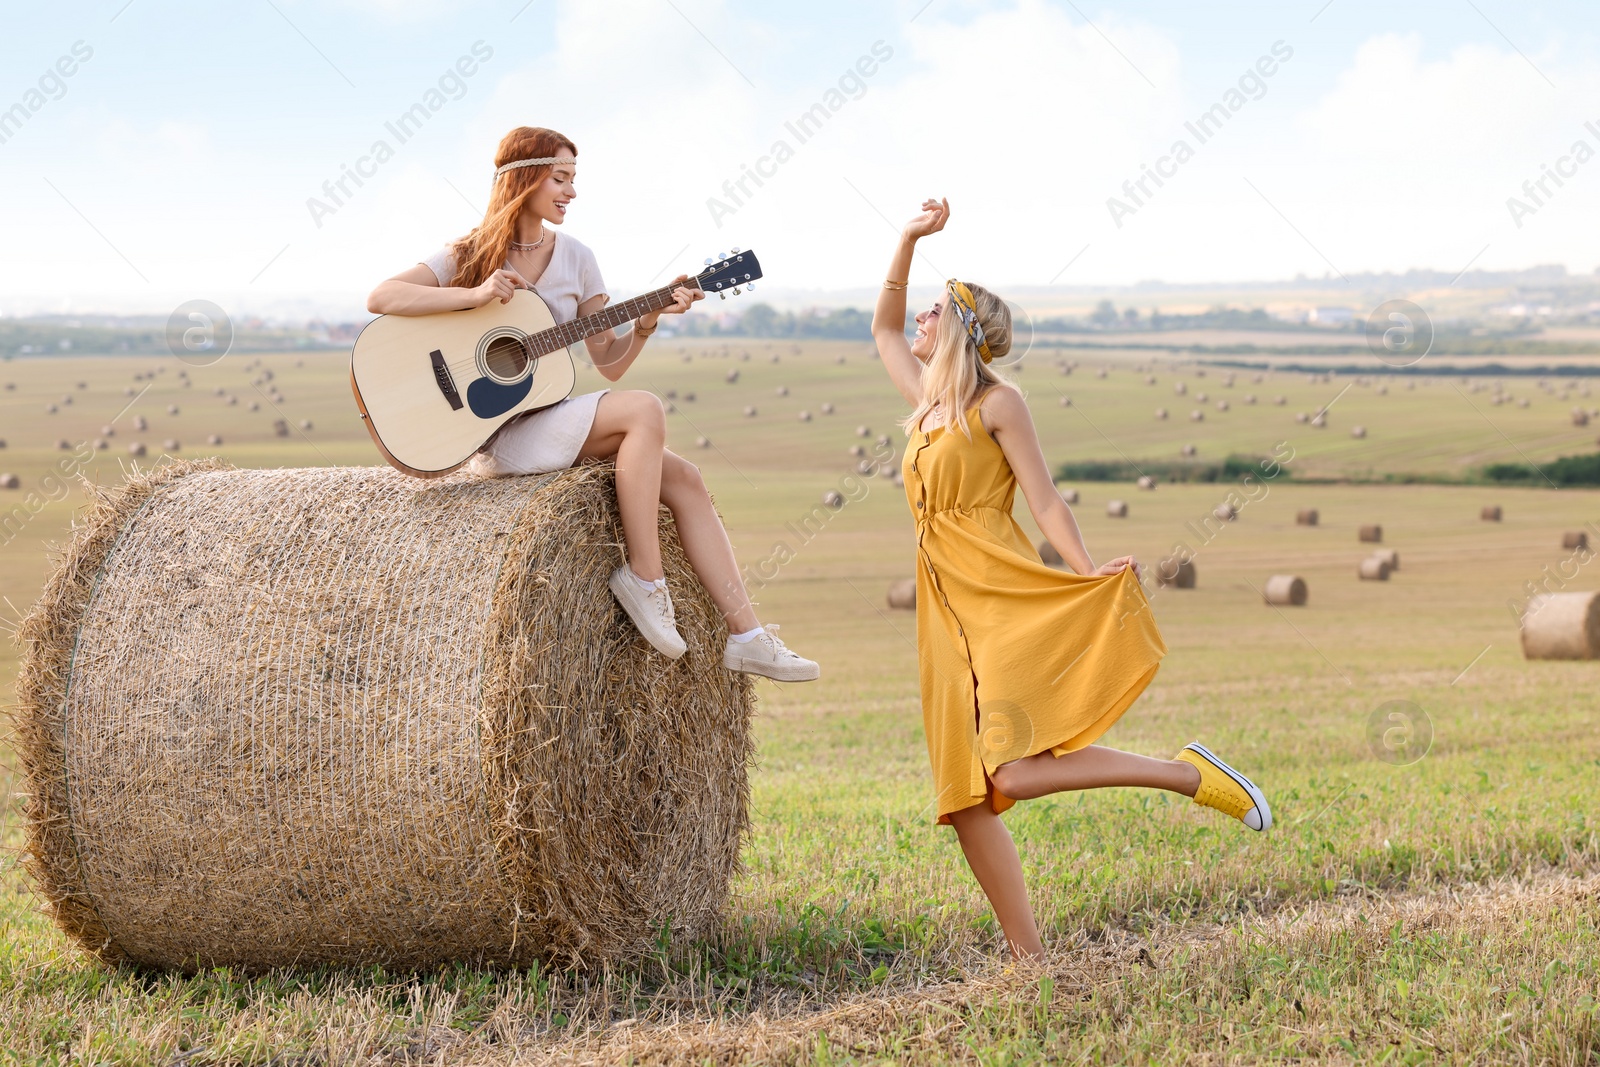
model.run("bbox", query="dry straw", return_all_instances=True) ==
[14,458,753,973]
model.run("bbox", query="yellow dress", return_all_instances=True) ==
[903,402,1168,825]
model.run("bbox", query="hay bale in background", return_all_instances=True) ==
[1359,556,1391,581]
[1373,548,1400,571]
[1058,487,1079,504]
[1562,531,1589,550]
[1520,591,1600,660]
[1359,524,1383,543]
[1296,508,1319,526]
[1155,407,1168,419]
[1481,505,1502,521]
[1106,500,1128,517]
[886,578,916,610]
[823,490,844,508]
[1263,575,1307,606]
[14,460,753,972]
[1572,409,1590,427]
[1213,502,1237,522]
[1156,556,1195,588]
[1137,475,1156,490]
[1038,541,1065,567]
[0,473,19,489]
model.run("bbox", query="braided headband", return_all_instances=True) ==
[946,279,993,363]
[495,155,577,177]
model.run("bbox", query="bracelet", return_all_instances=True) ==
[634,317,657,338]
[882,279,908,290]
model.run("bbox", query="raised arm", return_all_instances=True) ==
[872,197,949,406]
[367,263,529,316]
[981,387,1142,580]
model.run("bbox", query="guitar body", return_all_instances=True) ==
[350,290,578,478]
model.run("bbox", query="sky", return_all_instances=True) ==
[1,0,1597,318]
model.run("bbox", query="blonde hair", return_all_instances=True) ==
[450,126,576,289]
[901,280,1016,439]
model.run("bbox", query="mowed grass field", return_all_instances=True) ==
[2,341,1598,1064]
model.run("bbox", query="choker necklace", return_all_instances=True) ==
[510,226,547,253]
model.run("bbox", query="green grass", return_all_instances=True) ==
[1,342,1598,1063]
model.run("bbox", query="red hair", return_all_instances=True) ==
[450,126,577,289]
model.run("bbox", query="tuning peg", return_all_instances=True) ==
[730,246,740,254]
[719,291,727,300]
[704,257,714,265]
[733,287,741,295]
[746,282,754,291]
[718,252,728,260]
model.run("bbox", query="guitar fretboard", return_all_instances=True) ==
[525,281,694,355]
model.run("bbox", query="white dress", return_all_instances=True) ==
[421,232,611,477]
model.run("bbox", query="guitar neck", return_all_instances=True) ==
[527,281,696,355]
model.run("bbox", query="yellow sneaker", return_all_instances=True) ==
[1175,742,1272,831]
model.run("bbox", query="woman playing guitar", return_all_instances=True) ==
[367,126,818,682]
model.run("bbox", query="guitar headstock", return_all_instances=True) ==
[695,248,763,299]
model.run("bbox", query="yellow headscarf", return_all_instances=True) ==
[946,279,992,363]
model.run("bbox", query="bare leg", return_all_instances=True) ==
[990,745,1200,802]
[947,798,1045,961]
[576,391,667,580]
[660,452,760,632]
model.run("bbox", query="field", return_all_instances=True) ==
[2,340,1599,1065]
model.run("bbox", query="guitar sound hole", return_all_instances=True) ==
[484,335,530,380]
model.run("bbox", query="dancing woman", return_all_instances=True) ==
[368,126,818,682]
[871,197,1271,959]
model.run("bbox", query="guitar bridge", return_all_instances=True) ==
[430,350,463,410]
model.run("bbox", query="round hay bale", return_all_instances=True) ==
[823,490,844,509]
[127,442,147,457]
[249,402,261,412]
[1274,395,1287,405]
[56,439,72,451]
[93,439,108,451]
[0,473,19,489]
[1181,444,1197,456]
[1263,575,1307,606]
[1244,394,1257,404]
[776,386,788,396]
[1372,548,1400,571]
[1106,500,1128,518]
[1359,524,1383,543]
[798,411,812,422]
[725,369,739,383]
[1174,382,1187,395]
[1572,409,1589,427]
[0,439,7,448]
[1562,531,1589,550]
[1155,556,1195,588]
[1358,556,1390,581]
[889,579,915,614]
[167,404,180,416]
[695,436,710,449]
[3,382,13,390]
[1296,508,1319,526]
[1058,487,1079,504]
[1520,592,1600,660]
[45,403,58,414]
[1196,392,1209,403]
[1037,540,1065,567]
[1351,426,1367,439]
[1190,409,1204,422]
[1310,413,1326,428]
[272,419,290,438]
[1137,475,1156,490]
[299,419,313,431]
[226,396,238,406]
[1481,505,1502,521]
[850,445,866,458]
[207,434,222,446]
[1155,407,1168,419]
[1215,399,1229,412]
[13,460,753,972]
[876,434,891,447]
[856,425,870,438]
[683,392,696,402]
[162,439,180,452]
[821,402,834,414]
[1295,412,1309,423]
[134,415,148,431]
[743,405,757,417]
[1059,396,1073,407]
[1213,502,1236,522]
[856,459,876,477]
[101,425,115,437]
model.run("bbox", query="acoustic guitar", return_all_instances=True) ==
[350,249,763,478]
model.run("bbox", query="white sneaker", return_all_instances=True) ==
[723,624,820,682]
[608,565,687,659]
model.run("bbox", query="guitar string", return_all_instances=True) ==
[425,263,758,380]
